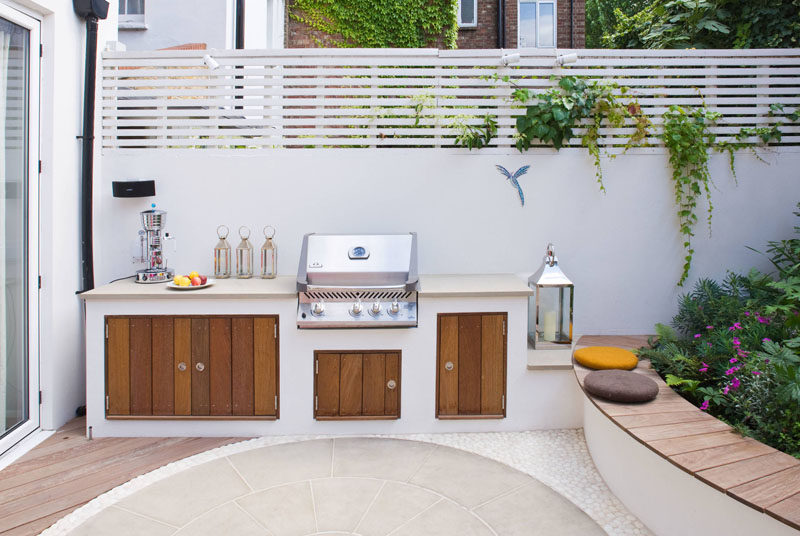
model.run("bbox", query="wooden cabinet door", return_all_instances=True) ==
[436,313,507,419]
[105,315,279,419]
[314,351,400,420]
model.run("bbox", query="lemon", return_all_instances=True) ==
[189,271,199,279]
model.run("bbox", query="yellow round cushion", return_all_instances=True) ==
[574,346,638,370]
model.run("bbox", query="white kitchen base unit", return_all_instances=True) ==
[81,275,583,437]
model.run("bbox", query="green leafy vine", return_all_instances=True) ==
[288,0,458,48]
[453,114,498,150]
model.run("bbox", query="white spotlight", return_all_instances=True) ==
[501,52,521,66]
[203,54,220,70]
[555,53,578,66]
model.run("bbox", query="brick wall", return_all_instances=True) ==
[285,0,585,49]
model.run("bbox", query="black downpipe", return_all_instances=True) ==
[570,0,574,48]
[498,0,505,49]
[235,0,245,49]
[74,0,109,292]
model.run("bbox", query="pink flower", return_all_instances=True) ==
[706,325,714,329]
[757,315,769,324]
[744,311,751,316]
[728,322,742,331]
[729,357,738,363]
[694,333,702,339]
[725,366,740,375]
[732,337,741,346]
[762,338,772,343]
[731,377,741,390]
[707,343,713,347]
[723,385,730,395]
[699,362,709,372]
[765,358,771,364]
[700,400,710,411]
[752,371,761,376]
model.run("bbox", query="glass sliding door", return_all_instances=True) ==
[0,3,39,455]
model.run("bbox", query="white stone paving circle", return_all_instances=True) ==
[40,430,651,536]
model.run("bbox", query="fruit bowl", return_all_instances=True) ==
[168,273,214,290]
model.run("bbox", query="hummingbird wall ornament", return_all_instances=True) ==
[495,165,530,206]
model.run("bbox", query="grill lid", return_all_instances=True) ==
[297,233,418,291]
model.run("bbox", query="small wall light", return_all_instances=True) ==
[501,52,521,66]
[203,54,220,70]
[555,53,578,66]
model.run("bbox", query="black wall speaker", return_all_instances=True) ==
[112,180,156,198]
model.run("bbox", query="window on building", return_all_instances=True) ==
[119,0,145,25]
[458,0,477,28]
[518,1,556,48]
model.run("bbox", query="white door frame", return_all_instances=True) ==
[0,1,40,456]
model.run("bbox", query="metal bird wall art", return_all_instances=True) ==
[495,165,530,206]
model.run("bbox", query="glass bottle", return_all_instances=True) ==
[260,225,277,279]
[213,225,231,279]
[235,226,254,279]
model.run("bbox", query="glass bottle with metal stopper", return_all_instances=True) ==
[528,243,574,348]
[236,226,254,279]
[214,225,231,279]
[260,225,277,279]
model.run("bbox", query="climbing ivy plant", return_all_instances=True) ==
[288,0,459,48]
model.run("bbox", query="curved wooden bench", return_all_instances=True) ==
[574,335,800,534]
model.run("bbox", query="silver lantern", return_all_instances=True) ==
[528,243,573,348]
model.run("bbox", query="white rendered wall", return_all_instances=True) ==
[117,0,231,51]
[583,399,798,536]
[98,148,800,335]
[6,0,116,433]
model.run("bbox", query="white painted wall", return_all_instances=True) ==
[117,0,231,51]
[7,0,117,432]
[98,148,800,335]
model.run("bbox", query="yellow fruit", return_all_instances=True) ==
[180,278,191,287]
[189,271,199,279]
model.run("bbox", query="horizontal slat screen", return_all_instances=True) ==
[101,48,800,151]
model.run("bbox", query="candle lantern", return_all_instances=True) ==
[528,243,573,348]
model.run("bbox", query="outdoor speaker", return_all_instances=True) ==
[112,180,156,198]
[73,0,109,20]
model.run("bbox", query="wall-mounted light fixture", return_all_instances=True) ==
[555,53,578,66]
[501,52,521,66]
[203,54,220,70]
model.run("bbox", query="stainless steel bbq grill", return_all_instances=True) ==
[297,233,419,328]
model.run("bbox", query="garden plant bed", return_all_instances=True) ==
[573,335,800,532]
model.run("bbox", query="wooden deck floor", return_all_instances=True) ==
[574,335,800,531]
[0,418,243,535]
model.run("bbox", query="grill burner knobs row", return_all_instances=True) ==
[309,299,402,319]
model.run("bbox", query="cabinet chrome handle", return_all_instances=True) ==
[177,362,187,372]
[195,362,205,372]
[445,361,454,371]
[387,379,397,390]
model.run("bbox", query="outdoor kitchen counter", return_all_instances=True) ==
[80,273,532,300]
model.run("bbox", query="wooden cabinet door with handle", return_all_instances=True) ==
[106,315,279,420]
[314,351,400,420]
[437,313,507,419]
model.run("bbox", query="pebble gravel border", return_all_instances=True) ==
[40,429,651,536]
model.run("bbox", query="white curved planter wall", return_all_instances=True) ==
[583,399,797,536]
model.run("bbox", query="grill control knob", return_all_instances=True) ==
[312,301,325,315]
[389,300,400,315]
[371,301,381,315]
[351,300,363,315]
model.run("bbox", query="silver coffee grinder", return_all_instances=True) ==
[135,206,175,283]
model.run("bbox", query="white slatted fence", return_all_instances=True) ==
[101,48,800,150]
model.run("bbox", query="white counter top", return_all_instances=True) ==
[80,273,532,300]
[418,274,532,297]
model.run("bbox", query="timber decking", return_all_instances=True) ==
[575,335,800,531]
[0,418,242,535]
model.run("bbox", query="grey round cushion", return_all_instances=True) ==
[584,369,659,403]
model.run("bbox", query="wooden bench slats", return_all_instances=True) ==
[574,335,800,534]
[768,492,800,531]
[697,451,800,491]
[615,410,715,429]
[670,438,776,472]
[629,418,732,442]
[728,465,800,509]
